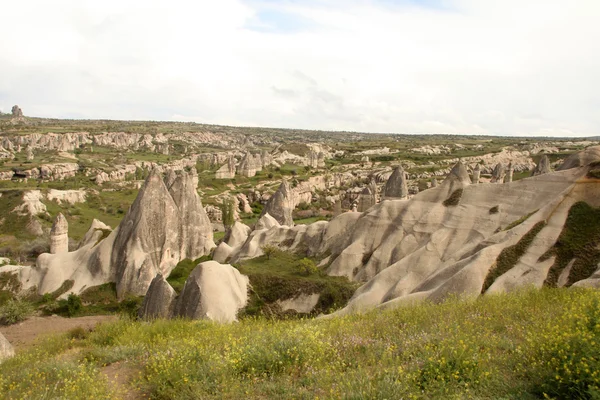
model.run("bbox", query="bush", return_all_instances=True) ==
[296,258,318,276]
[0,298,34,325]
[261,245,278,260]
[65,294,82,317]
[119,295,142,319]
[443,189,463,207]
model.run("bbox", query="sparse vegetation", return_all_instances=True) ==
[443,188,463,207]
[482,221,546,293]
[0,298,34,325]
[0,289,599,399]
[543,201,600,287]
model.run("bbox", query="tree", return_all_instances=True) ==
[220,199,235,228]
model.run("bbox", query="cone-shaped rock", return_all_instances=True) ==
[444,162,471,185]
[259,181,294,226]
[255,213,281,230]
[472,164,481,184]
[138,274,176,320]
[383,166,408,199]
[173,261,249,323]
[531,155,551,176]
[490,163,506,183]
[50,213,68,254]
[238,152,256,177]
[112,170,215,299]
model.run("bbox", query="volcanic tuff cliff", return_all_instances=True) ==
[228,146,600,315]
[1,169,215,299]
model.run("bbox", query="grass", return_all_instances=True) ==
[481,221,546,293]
[1,288,599,399]
[442,188,463,207]
[166,256,212,293]
[235,249,359,317]
[543,201,600,287]
[504,209,538,231]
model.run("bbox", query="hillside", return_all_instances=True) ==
[1,288,599,399]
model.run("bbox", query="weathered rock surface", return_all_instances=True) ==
[212,242,233,263]
[50,213,68,254]
[0,333,15,362]
[227,154,600,316]
[138,274,176,320]
[237,152,256,177]
[5,169,215,299]
[254,213,281,231]
[215,155,236,179]
[259,181,294,227]
[113,170,215,298]
[383,166,408,199]
[276,293,320,313]
[531,155,551,176]
[223,221,251,248]
[173,261,248,323]
[558,146,600,170]
[490,163,506,183]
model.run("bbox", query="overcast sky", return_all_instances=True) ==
[1,0,599,136]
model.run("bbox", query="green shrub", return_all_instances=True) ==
[443,189,463,207]
[0,298,34,325]
[482,221,546,293]
[118,295,142,319]
[65,294,82,317]
[296,258,318,276]
[261,244,278,260]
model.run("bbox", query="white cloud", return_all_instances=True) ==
[0,0,599,136]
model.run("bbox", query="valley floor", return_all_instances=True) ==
[1,288,599,399]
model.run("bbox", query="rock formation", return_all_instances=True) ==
[50,213,68,254]
[215,155,236,179]
[11,105,23,117]
[238,152,256,178]
[383,166,408,199]
[531,155,551,176]
[113,170,215,298]
[259,180,294,226]
[223,221,251,248]
[0,333,14,362]
[505,162,514,183]
[173,261,249,323]
[431,178,438,188]
[4,170,215,299]
[472,164,481,184]
[25,146,34,161]
[357,187,375,212]
[138,274,177,320]
[558,146,600,170]
[255,213,281,230]
[490,163,506,183]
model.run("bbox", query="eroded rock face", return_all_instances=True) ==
[383,166,408,199]
[532,155,551,176]
[490,163,506,183]
[138,274,176,320]
[113,170,215,298]
[259,181,294,227]
[50,213,68,254]
[215,155,236,179]
[224,221,251,248]
[237,152,256,177]
[0,333,15,362]
[558,146,600,170]
[173,261,248,323]
[472,164,481,184]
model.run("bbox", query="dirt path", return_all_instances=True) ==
[0,315,118,351]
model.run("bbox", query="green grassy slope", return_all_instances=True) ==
[1,288,599,399]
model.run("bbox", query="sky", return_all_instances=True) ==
[0,0,599,137]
